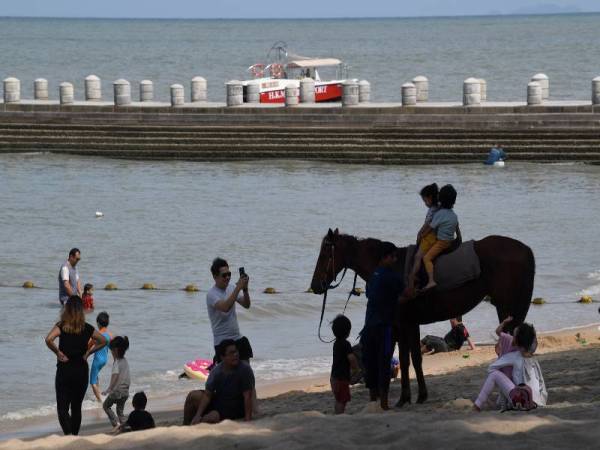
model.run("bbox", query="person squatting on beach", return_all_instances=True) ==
[45,295,108,435]
[58,248,82,306]
[409,183,439,290]
[474,321,547,411]
[360,242,404,410]
[330,315,359,414]
[115,391,155,433]
[89,311,112,402]
[420,317,476,355]
[82,283,95,310]
[102,336,131,432]
[206,258,252,364]
[183,339,256,424]
[421,184,459,291]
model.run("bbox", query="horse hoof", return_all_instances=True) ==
[395,397,411,408]
[417,393,428,404]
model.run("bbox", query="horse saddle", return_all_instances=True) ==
[405,240,481,292]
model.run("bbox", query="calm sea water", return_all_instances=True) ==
[0,14,599,102]
[1,14,600,435]
[0,153,599,429]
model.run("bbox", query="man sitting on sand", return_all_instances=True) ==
[420,317,475,355]
[183,340,255,425]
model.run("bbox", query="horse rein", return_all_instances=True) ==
[317,241,359,343]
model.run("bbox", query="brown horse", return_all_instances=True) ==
[310,228,535,406]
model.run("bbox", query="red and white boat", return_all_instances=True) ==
[242,42,349,104]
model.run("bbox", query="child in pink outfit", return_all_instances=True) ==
[474,321,547,411]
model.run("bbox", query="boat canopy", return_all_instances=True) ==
[286,58,342,68]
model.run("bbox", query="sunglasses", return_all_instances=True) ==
[220,272,232,278]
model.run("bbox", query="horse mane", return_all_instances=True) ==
[337,233,403,251]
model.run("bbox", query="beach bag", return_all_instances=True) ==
[508,384,537,411]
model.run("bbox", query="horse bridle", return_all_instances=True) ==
[317,240,358,343]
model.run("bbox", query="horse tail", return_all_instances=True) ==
[513,243,535,326]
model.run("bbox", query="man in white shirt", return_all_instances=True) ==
[58,248,82,305]
[206,258,252,363]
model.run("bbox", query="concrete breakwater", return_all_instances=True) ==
[2,74,600,164]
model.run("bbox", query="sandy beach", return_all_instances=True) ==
[2,323,599,449]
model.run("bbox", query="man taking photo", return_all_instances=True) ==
[206,258,252,363]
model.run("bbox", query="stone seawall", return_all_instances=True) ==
[1,102,599,164]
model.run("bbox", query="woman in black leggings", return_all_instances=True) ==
[45,295,107,435]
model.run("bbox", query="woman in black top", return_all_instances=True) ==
[45,295,107,435]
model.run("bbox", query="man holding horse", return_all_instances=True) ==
[360,241,405,410]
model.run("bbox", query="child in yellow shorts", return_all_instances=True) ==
[408,183,439,290]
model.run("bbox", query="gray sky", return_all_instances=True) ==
[1,0,598,18]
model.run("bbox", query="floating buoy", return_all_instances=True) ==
[305,288,314,293]
[263,287,277,294]
[104,283,118,291]
[141,283,156,290]
[579,295,593,304]
[95,211,104,218]
[184,284,199,292]
[532,297,546,305]
[22,281,35,289]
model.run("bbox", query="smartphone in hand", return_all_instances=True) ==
[239,267,246,277]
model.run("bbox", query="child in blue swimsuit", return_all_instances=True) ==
[90,311,111,402]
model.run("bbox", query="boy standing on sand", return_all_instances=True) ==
[330,315,359,414]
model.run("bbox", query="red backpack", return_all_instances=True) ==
[508,384,537,411]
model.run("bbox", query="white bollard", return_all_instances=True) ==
[412,76,428,102]
[34,78,49,100]
[191,76,207,102]
[593,76,600,105]
[463,78,481,106]
[527,81,543,105]
[226,80,243,106]
[531,73,549,100]
[170,84,184,106]
[479,79,487,102]
[299,78,315,103]
[85,75,101,101]
[358,80,371,103]
[59,82,74,105]
[3,77,20,103]
[245,81,260,104]
[285,85,300,106]
[401,82,417,106]
[139,80,153,102]
[113,79,131,106]
[342,80,359,106]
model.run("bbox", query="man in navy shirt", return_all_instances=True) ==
[360,241,404,410]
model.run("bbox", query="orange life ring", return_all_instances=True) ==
[270,63,285,79]
[249,64,265,78]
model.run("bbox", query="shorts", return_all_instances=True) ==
[331,378,351,404]
[421,335,450,353]
[213,336,254,364]
[89,358,106,385]
[419,231,437,254]
[205,397,245,421]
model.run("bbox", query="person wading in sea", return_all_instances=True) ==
[58,248,82,306]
